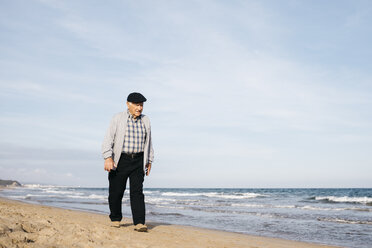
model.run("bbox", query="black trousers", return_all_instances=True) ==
[108,153,145,225]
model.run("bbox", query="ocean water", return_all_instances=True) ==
[1,186,371,248]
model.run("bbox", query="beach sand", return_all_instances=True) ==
[0,197,341,248]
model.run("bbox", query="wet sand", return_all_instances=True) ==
[0,197,342,248]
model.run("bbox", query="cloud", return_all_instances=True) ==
[0,142,98,160]
[0,113,103,150]
[0,0,371,187]
[0,143,103,186]
[0,165,83,185]
[31,0,371,133]
[0,78,100,104]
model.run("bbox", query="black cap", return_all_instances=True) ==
[127,92,147,103]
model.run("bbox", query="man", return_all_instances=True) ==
[102,92,154,232]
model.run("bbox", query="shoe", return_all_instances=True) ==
[111,221,120,228]
[134,223,148,232]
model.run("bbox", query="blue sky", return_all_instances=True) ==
[0,0,371,187]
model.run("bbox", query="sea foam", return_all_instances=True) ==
[315,196,372,205]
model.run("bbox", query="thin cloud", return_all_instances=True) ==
[0,0,371,187]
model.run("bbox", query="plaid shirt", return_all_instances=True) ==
[122,111,147,153]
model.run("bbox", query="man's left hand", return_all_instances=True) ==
[145,163,152,176]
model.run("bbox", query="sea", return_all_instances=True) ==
[1,186,371,248]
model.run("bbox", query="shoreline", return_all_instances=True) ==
[0,196,342,248]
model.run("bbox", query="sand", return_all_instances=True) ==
[0,197,341,248]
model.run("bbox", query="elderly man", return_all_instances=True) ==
[102,92,154,232]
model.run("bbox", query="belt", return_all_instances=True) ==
[122,152,144,159]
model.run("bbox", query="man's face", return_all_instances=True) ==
[127,101,144,118]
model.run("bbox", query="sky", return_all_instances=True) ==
[0,0,371,188]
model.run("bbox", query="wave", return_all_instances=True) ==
[254,212,288,219]
[275,204,371,212]
[161,192,265,199]
[23,184,71,189]
[69,194,107,200]
[318,217,372,225]
[231,203,372,212]
[346,207,372,212]
[44,189,84,195]
[148,211,185,217]
[299,205,346,211]
[143,190,159,194]
[22,193,107,201]
[145,198,177,206]
[231,203,267,208]
[153,205,186,210]
[314,196,372,205]
[22,184,107,192]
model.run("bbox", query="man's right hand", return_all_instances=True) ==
[104,157,116,172]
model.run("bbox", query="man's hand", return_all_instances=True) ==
[104,157,116,172]
[145,163,152,176]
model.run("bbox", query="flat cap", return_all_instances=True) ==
[127,92,147,103]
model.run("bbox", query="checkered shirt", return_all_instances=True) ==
[122,111,147,153]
